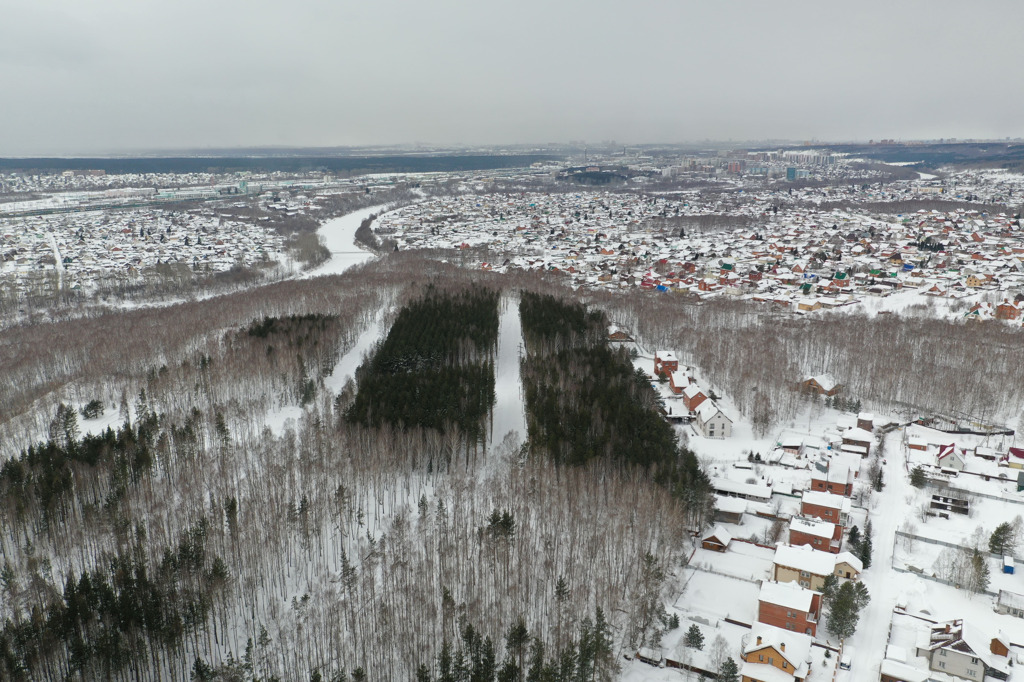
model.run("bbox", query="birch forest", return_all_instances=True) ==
[2,250,1022,680]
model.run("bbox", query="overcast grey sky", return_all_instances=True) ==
[2,0,1022,155]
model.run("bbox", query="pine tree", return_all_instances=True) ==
[910,467,926,488]
[827,581,870,640]
[717,658,740,682]
[990,522,1015,556]
[684,624,704,650]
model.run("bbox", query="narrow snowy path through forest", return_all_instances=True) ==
[488,294,526,452]
[324,310,384,395]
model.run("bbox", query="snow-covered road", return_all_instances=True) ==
[844,429,918,677]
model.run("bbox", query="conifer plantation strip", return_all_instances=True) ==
[345,286,499,442]
[519,292,711,513]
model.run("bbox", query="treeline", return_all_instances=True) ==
[519,293,710,522]
[346,287,499,443]
[596,289,1024,434]
[799,198,1011,215]
[0,266,389,444]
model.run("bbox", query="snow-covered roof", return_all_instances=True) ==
[879,658,929,682]
[743,624,812,678]
[835,551,863,572]
[811,373,838,391]
[712,477,772,501]
[696,400,730,422]
[703,525,733,547]
[715,495,747,514]
[825,463,851,484]
[789,516,836,539]
[843,426,874,442]
[759,580,818,612]
[999,590,1024,610]
[683,384,705,399]
[774,543,836,576]
[802,491,851,513]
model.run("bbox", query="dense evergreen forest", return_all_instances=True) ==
[518,292,711,524]
[345,286,499,444]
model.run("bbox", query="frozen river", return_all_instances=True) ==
[303,204,389,277]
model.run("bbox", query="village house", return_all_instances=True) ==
[788,517,841,554]
[799,373,841,397]
[712,477,773,503]
[914,619,1011,681]
[701,526,733,552]
[841,426,873,458]
[1003,447,1024,469]
[714,495,747,525]
[800,491,851,526]
[740,624,812,682]
[682,384,708,412]
[772,544,862,590]
[995,590,1024,618]
[653,350,678,377]
[757,581,822,637]
[936,443,967,472]
[695,400,733,438]
[809,462,853,497]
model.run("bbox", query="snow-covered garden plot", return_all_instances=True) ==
[674,567,761,626]
[892,533,1023,595]
[896,486,1024,550]
[686,542,775,584]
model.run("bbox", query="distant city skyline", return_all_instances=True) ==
[2,0,1022,156]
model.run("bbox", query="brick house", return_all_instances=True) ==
[996,300,1021,321]
[809,463,853,497]
[683,384,708,412]
[788,517,841,554]
[800,491,851,526]
[757,581,822,637]
[653,351,679,377]
[841,426,873,457]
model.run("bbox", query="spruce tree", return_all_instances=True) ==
[859,520,873,569]
[684,624,704,650]
[990,522,1015,556]
[718,658,740,682]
